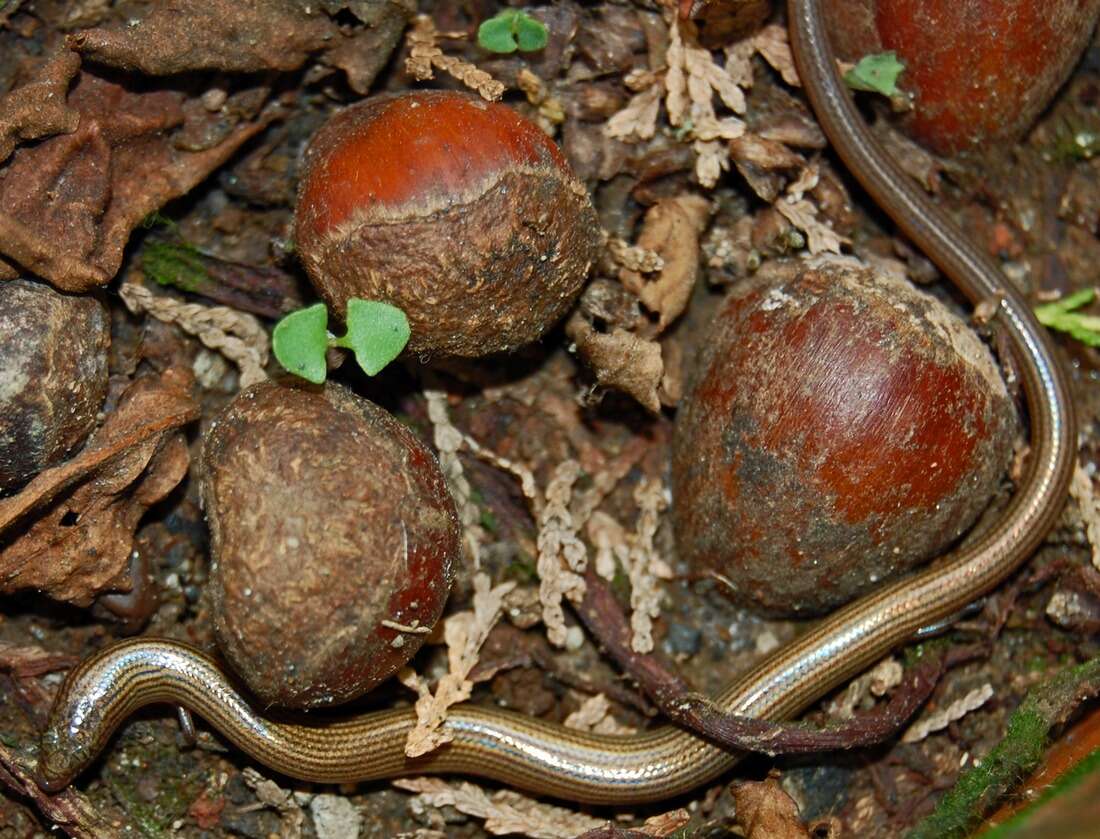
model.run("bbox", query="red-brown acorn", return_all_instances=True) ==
[825,0,1100,155]
[201,380,460,709]
[671,259,1016,615]
[294,90,601,357]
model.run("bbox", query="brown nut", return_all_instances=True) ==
[201,380,460,708]
[294,90,601,357]
[671,259,1015,615]
[0,279,109,493]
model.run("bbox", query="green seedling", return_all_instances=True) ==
[1034,287,1100,347]
[477,9,548,53]
[844,51,905,97]
[273,299,410,384]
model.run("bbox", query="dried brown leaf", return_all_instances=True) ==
[729,133,805,171]
[0,70,278,290]
[322,4,412,94]
[120,283,269,388]
[1070,462,1100,572]
[607,237,664,274]
[587,511,629,582]
[567,314,664,414]
[752,24,799,86]
[395,777,605,839]
[902,683,993,743]
[240,768,305,839]
[536,460,588,647]
[424,386,483,568]
[665,21,746,186]
[641,809,691,836]
[406,15,504,101]
[826,656,904,720]
[625,478,671,654]
[0,368,199,605]
[619,194,710,332]
[774,197,845,255]
[402,573,515,756]
[67,0,337,74]
[0,49,80,165]
[731,773,811,839]
[604,84,661,141]
[564,693,637,736]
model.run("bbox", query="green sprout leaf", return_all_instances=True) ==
[332,299,411,376]
[478,9,548,53]
[1035,288,1100,347]
[514,13,548,51]
[844,51,905,97]
[273,303,329,384]
[273,299,411,384]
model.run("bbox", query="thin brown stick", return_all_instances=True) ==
[577,568,971,755]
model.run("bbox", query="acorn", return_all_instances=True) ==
[294,90,601,357]
[0,280,109,493]
[201,380,460,709]
[825,0,1100,155]
[671,258,1016,615]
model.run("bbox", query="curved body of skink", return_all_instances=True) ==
[36,0,1075,804]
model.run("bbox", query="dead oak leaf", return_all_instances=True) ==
[567,313,664,414]
[66,0,338,74]
[0,48,81,166]
[0,369,199,606]
[401,573,515,757]
[0,69,278,290]
[619,194,711,333]
[731,773,811,839]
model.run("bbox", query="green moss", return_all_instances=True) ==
[907,656,1100,839]
[480,508,498,534]
[505,552,538,583]
[105,753,204,836]
[142,241,208,293]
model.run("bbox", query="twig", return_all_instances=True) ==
[141,239,302,318]
[577,568,957,755]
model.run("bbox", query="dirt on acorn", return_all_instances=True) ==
[0,279,109,493]
[671,258,1017,615]
[201,380,460,709]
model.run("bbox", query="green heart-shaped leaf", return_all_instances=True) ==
[844,51,905,97]
[272,302,329,384]
[514,15,547,52]
[478,13,519,53]
[337,299,411,376]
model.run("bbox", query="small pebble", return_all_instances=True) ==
[663,622,702,657]
[309,793,361,839]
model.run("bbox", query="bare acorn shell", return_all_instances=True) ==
[202,381,460,709]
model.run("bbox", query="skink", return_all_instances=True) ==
[35,0,1075,804]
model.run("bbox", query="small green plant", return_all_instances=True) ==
[272,299,410,384]
[844,51,905,97]
[1046,118,1100,162]
[477,9,548,53]
[1034,287,1100,347]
